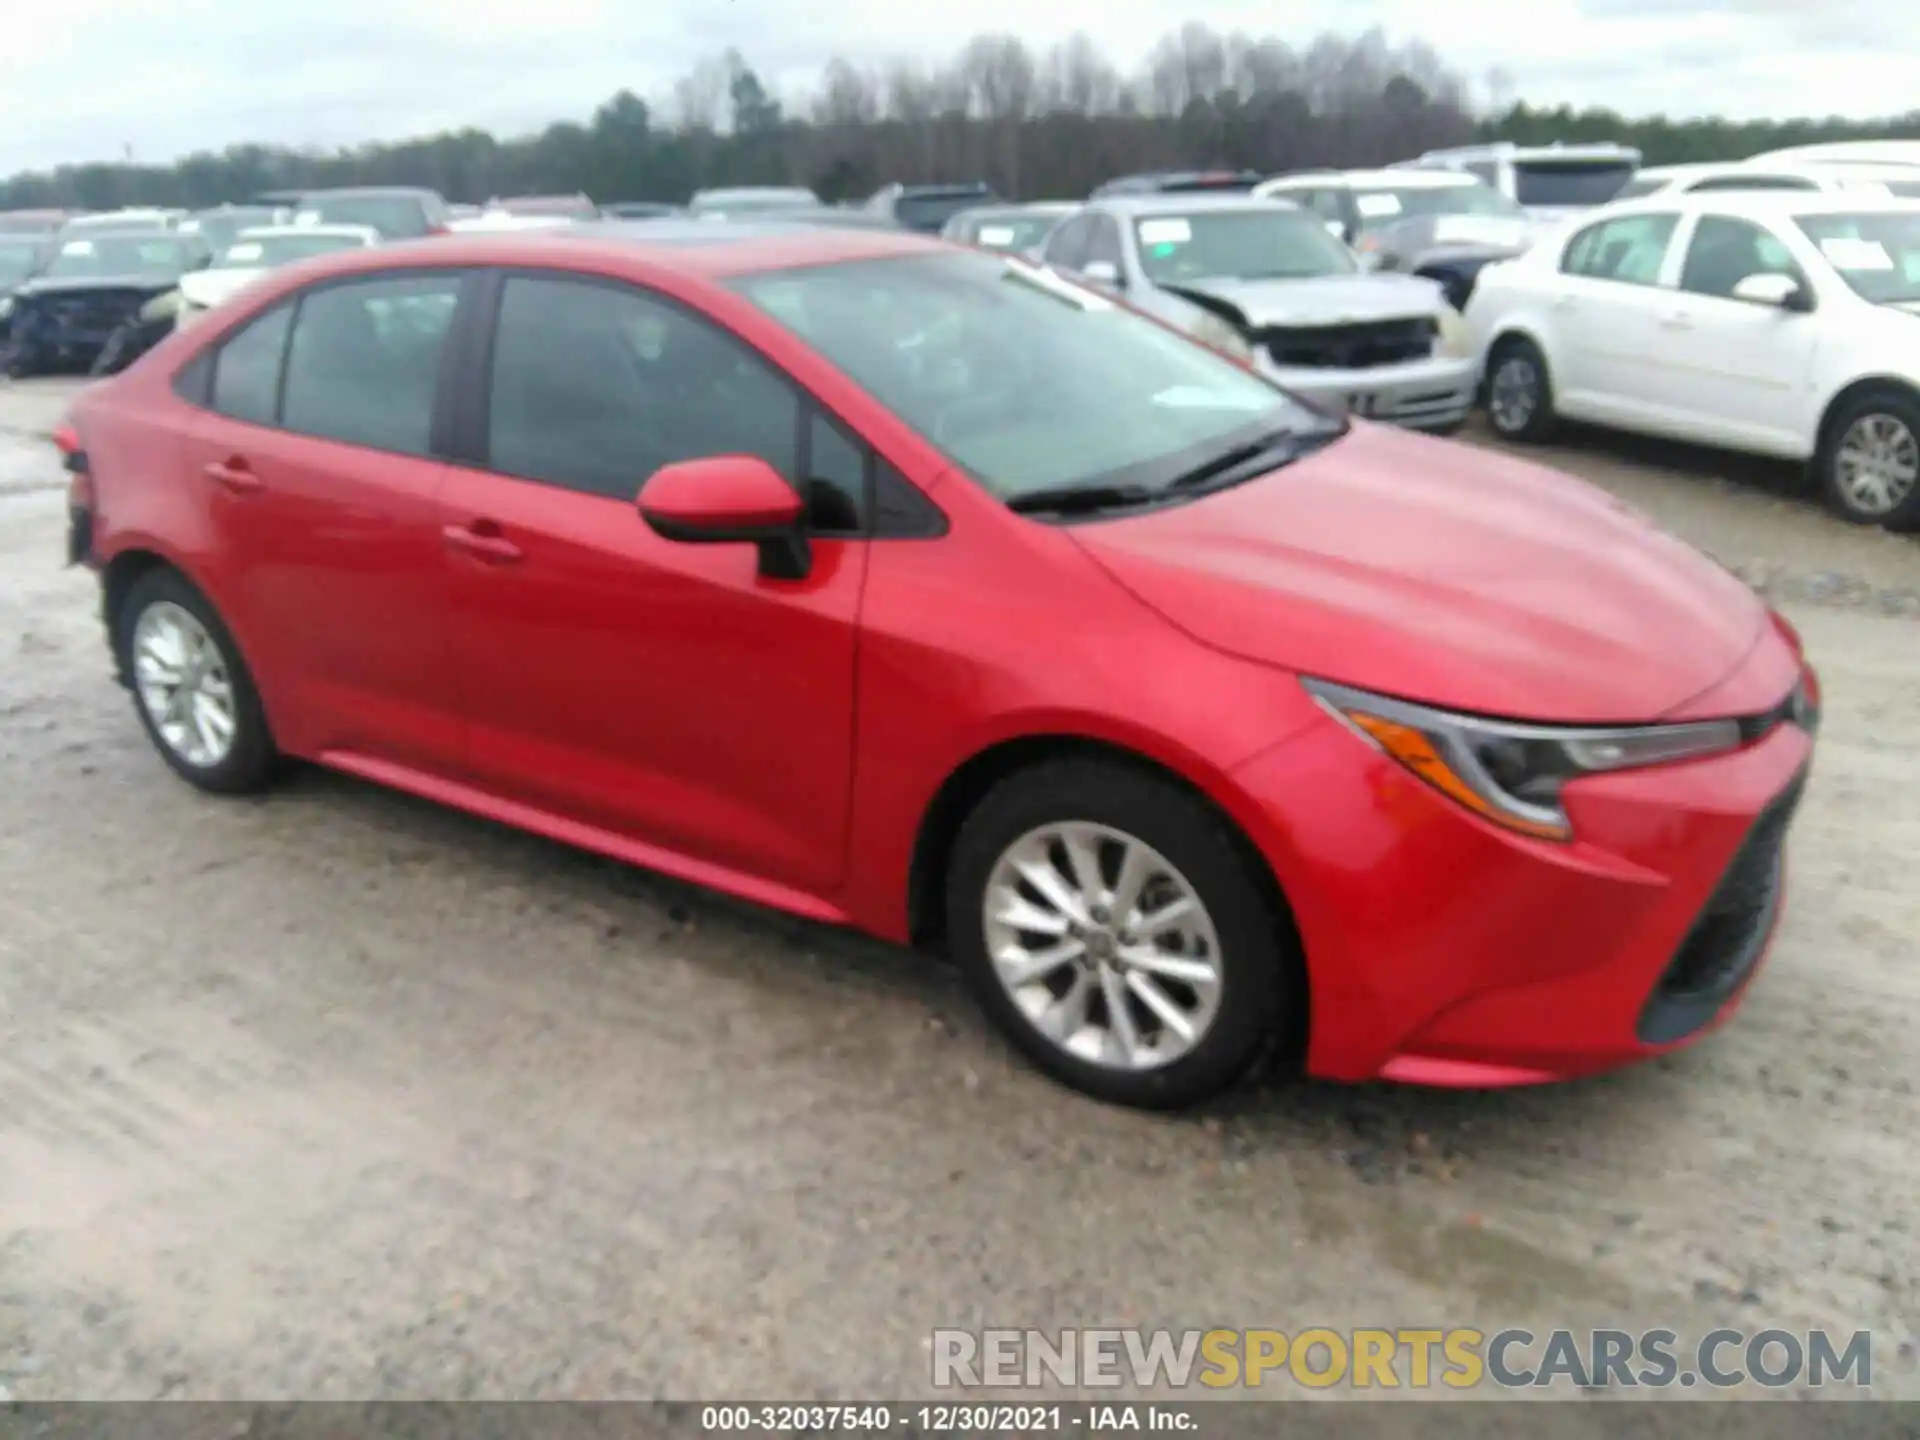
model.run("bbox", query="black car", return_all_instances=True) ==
[0,230,209,377]
[1089,169,1263,198]
[0,234,56,341]
[864,182,1000,234]
[292,186,451,239]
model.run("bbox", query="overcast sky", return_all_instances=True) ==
[1,0,1912,175]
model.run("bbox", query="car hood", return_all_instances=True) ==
[1070,423,1767,724]
[16,274,179,299]
[180,266,265,308]
[1160,272,1446,327]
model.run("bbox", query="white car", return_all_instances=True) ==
[1613,161,1920,202]
[447,213,582,233]
[175,224,381,328]
[1465,192,1920,529]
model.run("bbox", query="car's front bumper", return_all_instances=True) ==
[1231,639,1818,1087]
[1259,350,1478,432]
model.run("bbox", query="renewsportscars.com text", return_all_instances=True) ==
[930,1326,1873,1391]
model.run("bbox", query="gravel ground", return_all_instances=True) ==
[0,378,1914,1405]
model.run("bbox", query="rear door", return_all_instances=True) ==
[177,269,471,770]
[1546,211,1682,419]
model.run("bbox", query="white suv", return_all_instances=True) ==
[1464,191,1920,530]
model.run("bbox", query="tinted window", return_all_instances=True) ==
[1678,216,1802,299]
[1685,175,1818,193]
[804,413,866,534]
[1042,216,1093,270]
[1513,161,1634,207]
[211,304,293,427]
[486,275,798,500]
[1132,208,1358,283]
[727,251,1315,505]
[1560,213,1678,285]
[896,193,994,233]
[297,195,432,239]
[281,275,460,455]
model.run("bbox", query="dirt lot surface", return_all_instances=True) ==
[0,377,1914,1404]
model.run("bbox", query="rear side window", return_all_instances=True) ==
[485,274,798,500]
[211,304,293,427]
[1560,213,1678,285]
[281,275,460,456]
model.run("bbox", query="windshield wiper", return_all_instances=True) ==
[1006,483,1160,516]
[1164,427,1299,491]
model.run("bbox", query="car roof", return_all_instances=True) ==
[52,227,185,245]
[249,221,945,283]
[1269,169,1480,189]
[1089,193,1298,217]
[1570,191,1920,221]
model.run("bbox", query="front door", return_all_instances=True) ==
[439,271,867,899]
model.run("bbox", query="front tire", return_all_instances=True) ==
[946,760,1301,1109]
[115,567,277,794]
[1484,335,1558,443]
[1817,389,1920,531]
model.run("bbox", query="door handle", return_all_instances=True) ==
[442,521,524,564]
[203,457,262,494]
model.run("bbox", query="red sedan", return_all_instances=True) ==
[58,223,1819,1108]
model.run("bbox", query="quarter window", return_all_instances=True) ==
[280,275,460,456]
[484,274,799,501]
[1560,213,1679,285]
[210,304,292,427]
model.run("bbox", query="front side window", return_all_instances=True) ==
[280,274,460,456]
[1042,216,1093,270]
[1678,216,1805,300]
[1795,210,1920,304]
[43,236,194,280]
[211,304,294,427]
[726,250,1320,506]
[1132,208,1358,284]
[1560,213,1678,285]
[485,275,799,500]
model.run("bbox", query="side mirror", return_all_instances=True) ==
[1731,272,1811,312]
[1081,259,1123,289]
[638,455,810,579]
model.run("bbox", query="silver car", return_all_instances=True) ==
[1038,194,1478,432]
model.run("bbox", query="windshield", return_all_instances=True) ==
[298,195,429,238]
[1349,182,1527,234]
[0,241,42,284]
[1134,209,1358,284]
[726,251,1317,504]
[962,213,1064,250]
[43,236,193,279]
[1795,211,1920,305]
[1513,161,1636,208]
[217,232,364,267]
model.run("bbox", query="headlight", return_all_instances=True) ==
[1189,310,1255,364]
[1304,678,1744,841]
[1434,305,1473,358]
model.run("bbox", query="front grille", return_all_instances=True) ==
[1263,317,1435,370]
[1637,769,1808,1044]
[48,297,134,333]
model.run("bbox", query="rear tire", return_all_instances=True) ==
[945,759,1301,1109]
[1484,335,1558,443]
[114,567,278,795]
[1816,388,1920,531]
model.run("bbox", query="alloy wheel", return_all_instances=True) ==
[981,821,1223,1072]
[1488,355,1539,434]
[1835,413,1919,517]
[132,600,238,770]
